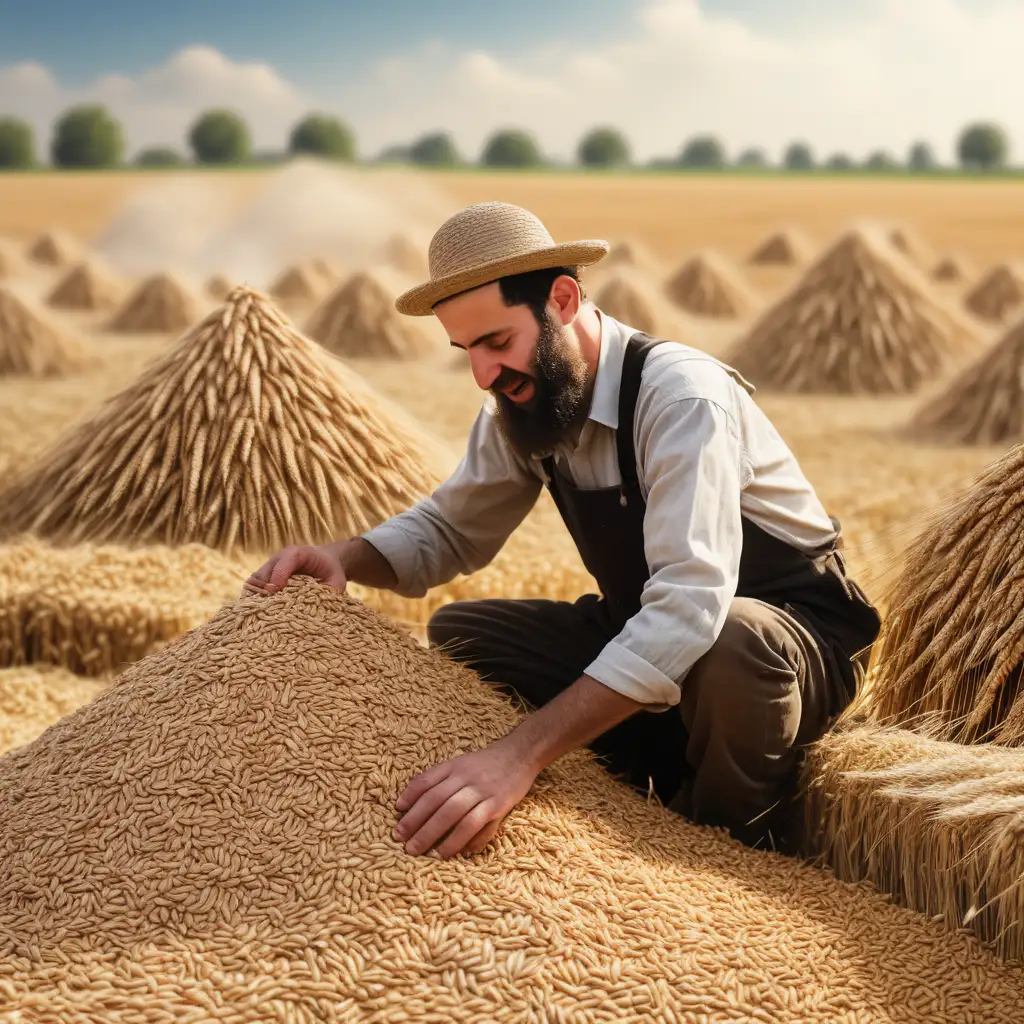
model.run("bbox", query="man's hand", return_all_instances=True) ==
[394,737,539,859]
[241,543,347,598]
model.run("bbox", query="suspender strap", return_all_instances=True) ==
[616,332,668,504]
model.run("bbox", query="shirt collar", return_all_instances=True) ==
[586,309,630,431]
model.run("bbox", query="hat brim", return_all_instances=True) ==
[394,240,609,316]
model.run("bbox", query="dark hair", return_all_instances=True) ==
[497,266,585,323]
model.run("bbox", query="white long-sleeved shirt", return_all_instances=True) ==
[362,311,838,710]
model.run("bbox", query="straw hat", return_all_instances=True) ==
[395,202,609,316]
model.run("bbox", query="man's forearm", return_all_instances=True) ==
[502,674,646,773]
[332,537,398,590]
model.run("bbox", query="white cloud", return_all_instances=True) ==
[0,45,309,157]
[2,2,1024,165]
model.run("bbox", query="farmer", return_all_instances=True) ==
[244,202,881,858]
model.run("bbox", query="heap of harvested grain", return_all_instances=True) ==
[268,262,327,305]
[205,272,235,300]
[0,537,243,676]
[888,224,933,268]
[863,443,1024,744]
[1,580,1020,1020]
[310,255,346,284]
[592,268,690,341]
[383,233,429,278]
[907,313,1024,444]
[964,263,1024,322]
[726,227,983,393]
[931,254,970,284]
[0,238,28,279]
[0,286,91,377]
[0,666,109,757]
[306,269,439,359]
[106,271,200,333]
[664,250,760,318]
[45,258,125,312]
[747,228,814,266]
[25,229,79,267]
[804,721,1024,961]
[602,238,665,278]
[0,287,444,552]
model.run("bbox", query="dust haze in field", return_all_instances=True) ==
[93,160,454,287]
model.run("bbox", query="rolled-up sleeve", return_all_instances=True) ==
[584,396,746,709]
[361,401,542,598]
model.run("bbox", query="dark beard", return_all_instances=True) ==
[492,312,592,461]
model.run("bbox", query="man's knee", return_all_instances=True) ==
[426,601,477,653]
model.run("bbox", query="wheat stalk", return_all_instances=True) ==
[0,286,93,377]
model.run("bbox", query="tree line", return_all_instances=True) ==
[0,105,1013,173]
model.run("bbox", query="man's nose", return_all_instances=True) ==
[469,349,501,392]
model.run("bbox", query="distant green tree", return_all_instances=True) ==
[957,122,1009,171]
[188,109,252,165]
[678,135,727,169]
[577,126,630,168]
[482,129,544,168]
[51,105,124,168]
[864,150,901,172]
[783,141,814,171]
[408,132,460,166]
[289,114,356,160]
[0,117,35,168]
[824,153,855,171]
[907,141,937,172]
[735,147,768,168]
[134,146,185,168]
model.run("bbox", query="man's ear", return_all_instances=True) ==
[549,274,582,326]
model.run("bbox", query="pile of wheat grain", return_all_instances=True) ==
[747,228,814,266]
[864,443,1024,744]
[310,255,346,285]
[592,268,691,341]
[888,224,933,268]
[0,238,28,279]
[601,238,665,279]
[0,665,109,757]
[907,312,1024,444]
[664,250,760,318]
[205,272,235,301]
[0,286,92,377]
[268,262,328,305]
[0,286,445,552]
[306,269,439,359]
[106,271,200,333]
[965,263,1024,322]
[46,258,125,312]
[804,720,1024,961]
[26,230,79,268]
[0,537,243,676]
[383,233,428,278]
[726,227,984,393]
[0,580,1019,1021]
[931,255,970,284]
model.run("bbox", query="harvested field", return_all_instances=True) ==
[664,249,760,318]
[46,257,125,312]
[0,537,243,676]
[728,226,984,393]
[964,263,1024,323]
[26,229,80,267]
[804,720,1024,961]
[0,237,28,279]
[932,254,970,284]
[746,227,814,266]
[106,271,201,333]
[268,261,327,305]
[0,286,93,377]
[0,581,1021,1021]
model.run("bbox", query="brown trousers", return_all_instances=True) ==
[427,593,851,850]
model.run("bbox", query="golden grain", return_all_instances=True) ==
[106,272,200,333]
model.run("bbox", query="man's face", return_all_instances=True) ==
[435,281,591,459]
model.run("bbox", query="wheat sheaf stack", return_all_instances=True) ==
[0,286,442,552]
[804,721,1024,961]
[593,268,691,341]
[268,262,328,305]
[46,258,125,312]
[0,537,243,676]
[726,227,983,393]
[907,313,1024,444]
[931,254,970,284]
[964,262,1024,323]
[0,580,1020,1021]
[205,272,235,301]
[0,286,92,377]
[106,271,200,333]
[747,228,814,266]
[25,229,79,268]
[306,269,439,360]
[861,442,1024,745]
[664,250,760,318]
[602,238,665,278]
